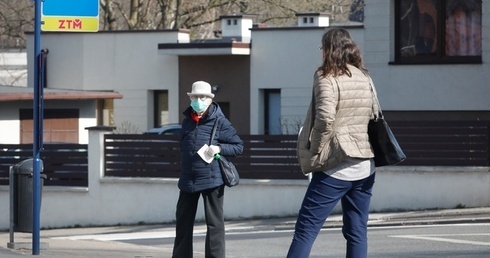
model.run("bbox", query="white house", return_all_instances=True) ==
[25,30,188,135]
[18,2,490,137]
[0,86,121,144]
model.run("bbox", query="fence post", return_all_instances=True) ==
[85,126,114,190]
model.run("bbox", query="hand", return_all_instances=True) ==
[206,145,221,157]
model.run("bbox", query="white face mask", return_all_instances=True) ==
[190,98,211,113]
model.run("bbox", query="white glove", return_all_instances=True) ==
[206,145,221,157]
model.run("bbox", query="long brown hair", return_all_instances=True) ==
[318,28,368,77]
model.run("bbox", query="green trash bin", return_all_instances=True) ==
[12,159,46,233]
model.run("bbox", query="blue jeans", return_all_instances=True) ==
[287,172,375,258]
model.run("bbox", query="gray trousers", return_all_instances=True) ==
[172,185,225,258]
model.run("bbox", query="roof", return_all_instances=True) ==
[0,86,123,102]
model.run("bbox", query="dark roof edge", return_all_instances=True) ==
[296,13,330,17]
[158,41,250,50]
[250,24,364,31]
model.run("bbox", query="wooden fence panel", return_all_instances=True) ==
[2,121,489,186]
[0,144,88,186]
[104,134,181,178]
[103,134,305,179]
[390,120,489,166]
[233,135,303,179]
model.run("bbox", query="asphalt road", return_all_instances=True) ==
[2,208,489,257]
[123,223,490,257]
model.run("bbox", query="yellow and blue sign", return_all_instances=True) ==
[42,0,100,32]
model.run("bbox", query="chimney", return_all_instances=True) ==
[220,15,253,43]
[296,13,330,27]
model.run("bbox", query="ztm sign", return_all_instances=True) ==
[41,0,100,32]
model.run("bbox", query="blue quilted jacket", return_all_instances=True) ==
[178,102,243,192]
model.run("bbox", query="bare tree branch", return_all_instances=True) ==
[0,0,34,48]
[100,0,118,30]
[0,0,361,48]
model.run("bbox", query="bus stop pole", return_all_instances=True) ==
[32,0,43,255]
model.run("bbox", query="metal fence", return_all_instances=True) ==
[103,134,304,179]
[390,120,490,166]
[0,143,88,186]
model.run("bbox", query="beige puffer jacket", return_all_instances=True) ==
[309,65,378,163]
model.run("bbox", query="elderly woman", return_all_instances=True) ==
[172,81,243,258]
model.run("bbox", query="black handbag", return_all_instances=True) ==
[210,117,240,187]
[368,113,406,167]
[368,80,406,167]
[217,155,239,187]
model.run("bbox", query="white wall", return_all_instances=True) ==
[0,103,21,144]
[249,27,364,134]
[371,167,490,211]
[26,31,188,132]
[0,129,489,229]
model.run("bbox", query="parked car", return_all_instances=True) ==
[143,123,182,135]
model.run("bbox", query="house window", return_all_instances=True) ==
[264,89,281,135]
[395,0,482,64]
[153,90,169,127]
[96,99,114,126]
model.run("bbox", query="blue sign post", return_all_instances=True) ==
[32,0,42,255]
[32,0,99,255]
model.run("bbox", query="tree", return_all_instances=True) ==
[0,0,34,49]
[0,0,362,49]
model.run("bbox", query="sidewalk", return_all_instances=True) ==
[1,207,489,257]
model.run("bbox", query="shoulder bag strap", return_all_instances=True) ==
[368,76,382,120]
[209,116,221,145]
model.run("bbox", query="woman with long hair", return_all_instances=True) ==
[287,28,379,258]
